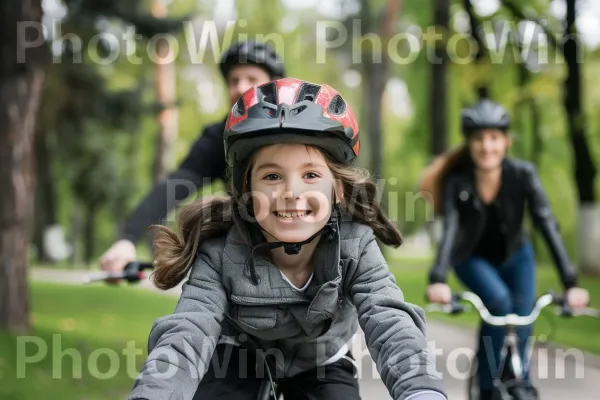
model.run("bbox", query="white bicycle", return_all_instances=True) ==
[427,291,599,400]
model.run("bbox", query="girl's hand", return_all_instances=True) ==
[427,283,452,304]
[566,287,590,309]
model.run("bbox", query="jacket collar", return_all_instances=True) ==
[224,220,342,292]
[458,157,509,210]
[222,221,343,324]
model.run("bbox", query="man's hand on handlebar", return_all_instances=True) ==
[83,261,154,285]
[99,239,137,284]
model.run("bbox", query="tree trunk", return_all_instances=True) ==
[464,0,489,99]
[151,0,179,183]
[360,0,383,179]
[530,98,542,167]
[83,203,97,266]
[33,130,58,263]
[363,62,387,179]
[0,0,46,333]
[430,0,449,156]
[69,203,82,267]
[360,0,402,179]
[563,0,599,274]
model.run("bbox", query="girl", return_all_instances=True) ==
[422,99,590,400]
[128,78,447,400]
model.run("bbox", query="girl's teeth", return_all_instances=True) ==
[277,212,307,218]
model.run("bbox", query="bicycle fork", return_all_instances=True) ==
[494,326,526,391]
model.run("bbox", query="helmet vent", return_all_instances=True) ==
[232,97,245,116]
[328,94,346,115]
[262,106,275,117]
[295,83,321,103]
[290,105,307,117]
[257,82,277,105]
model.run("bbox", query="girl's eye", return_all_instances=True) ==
[263,173,280,181]
[304,172,320,179]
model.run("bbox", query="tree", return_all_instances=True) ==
[429,0,450,156]
[32,0,187,264]
[0,0,47,333]
[151,0,179,183]
[359,0,403,178]
[562,0,598,274]
[463,0,489,99]
[502,0,599,274]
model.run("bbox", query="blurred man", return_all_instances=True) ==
[99,40,285,274]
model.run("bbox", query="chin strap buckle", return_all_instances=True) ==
[283,243,302,255]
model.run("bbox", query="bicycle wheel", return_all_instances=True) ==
[256,379,275,400]
[507,386,530,400]
[467,355,479,400]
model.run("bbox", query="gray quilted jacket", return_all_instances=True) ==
[129,220,446,400]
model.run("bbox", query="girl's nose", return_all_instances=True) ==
[281,178,302,199]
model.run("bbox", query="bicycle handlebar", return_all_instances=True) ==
[82,261,154,284]
[426,291,599,326]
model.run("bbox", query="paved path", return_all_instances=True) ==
[31,268,600,399]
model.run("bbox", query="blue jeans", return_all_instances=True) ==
[455,242,536,390]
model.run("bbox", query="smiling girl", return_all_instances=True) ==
[128,78,447,400]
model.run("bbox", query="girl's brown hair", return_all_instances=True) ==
[150,145,403,290]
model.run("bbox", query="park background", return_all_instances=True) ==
[1,0,600,399]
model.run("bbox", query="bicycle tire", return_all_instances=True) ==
[467,357,479,400]
[507,386,530,400]
[256,379,274,400]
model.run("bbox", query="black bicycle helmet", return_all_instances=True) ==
[461,99,510,135]
[219,40,285,80]
[224,77,360,195]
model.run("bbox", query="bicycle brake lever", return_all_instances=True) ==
[582,308,600,318]
[451,292,464,302]
[554,304,574,317]
[562,307,600,318]
[450,303,467,315]
[82,272,126,284]
[425,304,449,313]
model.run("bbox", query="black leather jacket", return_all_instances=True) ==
[428,158,578,290]
[119,119,228,243]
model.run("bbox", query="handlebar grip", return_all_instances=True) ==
[546,290,564,305]
[452,292,464,302]
[424,291,466,315]
[122,261,154,283]
[546,290,574,317]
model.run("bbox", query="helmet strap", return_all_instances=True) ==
[244,199,340,285]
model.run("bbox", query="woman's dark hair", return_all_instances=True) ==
[420,145,472,216]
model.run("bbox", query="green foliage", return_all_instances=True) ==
[38,0,599,265]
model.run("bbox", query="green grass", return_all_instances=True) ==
[388,258,600,355]
[2,263,599,399]
[0,282,177,400]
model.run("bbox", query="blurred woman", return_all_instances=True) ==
[422,99,590,400]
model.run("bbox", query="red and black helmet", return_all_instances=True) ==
[224,78,360,184]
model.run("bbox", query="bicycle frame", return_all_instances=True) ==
[427,290,599,400]
[460,292,556,389]
[495,325,524,389]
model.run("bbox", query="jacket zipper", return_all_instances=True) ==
[230,294,310,306]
